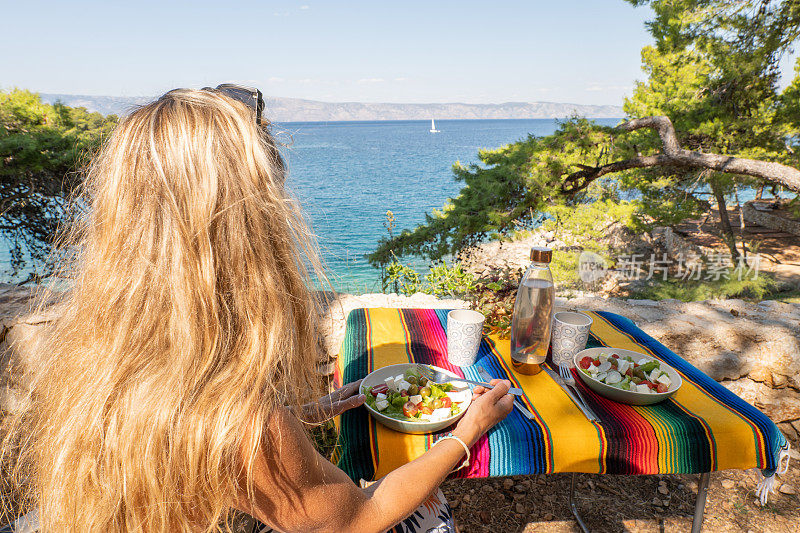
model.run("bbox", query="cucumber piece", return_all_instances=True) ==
[638,360,660,374]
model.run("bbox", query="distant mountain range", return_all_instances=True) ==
[40,93,624,121]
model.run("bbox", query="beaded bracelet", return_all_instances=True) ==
[434,433,471,472]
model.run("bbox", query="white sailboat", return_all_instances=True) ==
[429,118,440,133]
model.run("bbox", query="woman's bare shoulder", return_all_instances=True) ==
[237,407,361,531]
[250,407,317,481]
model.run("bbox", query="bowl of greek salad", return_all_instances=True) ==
[360,364,472,434]
[572,347,682,405]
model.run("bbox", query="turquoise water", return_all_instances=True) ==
[0,119,622,291]
[276,119,620,293]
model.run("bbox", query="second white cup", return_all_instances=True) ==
[446,309,485,367]
[551,311,593,367]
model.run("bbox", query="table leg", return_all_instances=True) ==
[569,472,590,533]
[691,472,710,533]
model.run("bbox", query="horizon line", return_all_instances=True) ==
[35,91,624,109]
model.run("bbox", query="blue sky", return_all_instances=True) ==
[0,1,796,105]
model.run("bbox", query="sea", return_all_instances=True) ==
[0,119,622,292]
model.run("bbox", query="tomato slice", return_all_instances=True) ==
[592,359,601,366]
[645,381,657,390]
[402,401,418,417]
[400,390,408,397]
[656,383,668,393]
[611,353,619,359]
[440,396,452,408]
[579,357,592,369]
[370,385,388,396]
[610,359,618,369]
[420,405,433,415]
[625,368,633,377]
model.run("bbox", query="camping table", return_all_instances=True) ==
[333,308,789,533]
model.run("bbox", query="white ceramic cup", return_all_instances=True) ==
[446,309,485,367]
[551,311,593,367]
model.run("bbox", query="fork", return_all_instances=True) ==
[558,364,599,421]
[418,365,524,396]
[476,366,535,420]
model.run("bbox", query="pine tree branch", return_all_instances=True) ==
[562,115,800,193]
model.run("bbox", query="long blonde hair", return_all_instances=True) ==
[3,88,326,531]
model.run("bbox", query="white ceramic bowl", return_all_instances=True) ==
[573,347,682,406]
[360,363,472,434]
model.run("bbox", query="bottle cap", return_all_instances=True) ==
[530,246,552,263]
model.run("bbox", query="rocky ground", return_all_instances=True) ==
[441,460,800,532]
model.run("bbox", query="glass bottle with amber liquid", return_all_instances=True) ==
[510,247,555,375]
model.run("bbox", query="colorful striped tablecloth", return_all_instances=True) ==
[334,308,788,489]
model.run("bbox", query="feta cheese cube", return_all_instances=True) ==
[617,359,631,375]
[598,360,612,373]
[598,354,608,363]
[655,373,671,387]
[431,408,451,421]
[375,399,389,411]
[398,380,412,391]
[638,358,649,365]
[393,375,405,388]
[409,394,423,405]
[384,377,397,391]
[636,383,651,394]
[419,413,432,421]
[376,393,387,401]
[449,390,469,404]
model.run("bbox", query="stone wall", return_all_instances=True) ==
[0,285,52,414]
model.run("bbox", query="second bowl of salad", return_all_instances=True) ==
[360,363,472,434]
[573,347,682,405]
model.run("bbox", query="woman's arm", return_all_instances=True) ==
[234,380,513,533]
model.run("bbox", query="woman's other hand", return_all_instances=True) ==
[298,379,365,423]
[452,379,514,446]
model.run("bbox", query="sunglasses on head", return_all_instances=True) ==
[204,83,265,126]
[204,83,286,178]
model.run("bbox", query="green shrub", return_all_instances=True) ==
[426,261,476,298]
[382,258,423,295]
[382,259,476,298]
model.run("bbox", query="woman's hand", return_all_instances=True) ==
[297,379,366,424]
[452,379,514,446]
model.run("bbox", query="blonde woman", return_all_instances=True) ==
[2,86,514,532]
